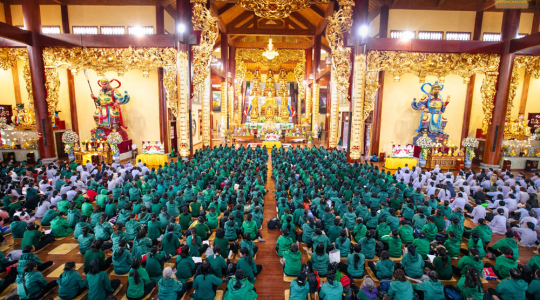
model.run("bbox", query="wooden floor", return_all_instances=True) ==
[2,137,538,299]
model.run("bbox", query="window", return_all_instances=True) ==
[418,31,443,40]
[128,26,154,35]
[446,32,471,41]
[42,26,61,34]
[390,30,415,39]
[517,33,527,39]
[101,26,125,35]
[483,33,501,41]
[72,26,98,34]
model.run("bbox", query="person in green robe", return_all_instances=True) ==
[57,261,87,300]
[125,214,141,240]
[283,243,302,276]
[126,258,156,300]
[485,248,518,279]
[73,215,91,239]
[81,198,94,217]
[443,231,461,258]
[16,261,58,300]
[223,270,258,300]
[456,267,485,300]
[412,271,445,300]
[191,261,223,300]
[161,225,181,257]
[367,250,394,280]
[381,229,402,258]
[86,259,121,300]
[40,205,58,226]
[21,222,55,251]
[412,231,430,260]
[175,245,196,283]
[346,244,365,278]
[146,246,171,282]
[112,239,133,275]
[213,228,231,259]
[491,268,528,300]
[320,272,343,300]
[9,215,27,238]
[50,212,73,238]
[388,269,414,300]
[527,269,540,300]
[77,226,95,255]
[83,240,111,274]
[67,202,81,228]
[158,267,185,300]
[456,248,484,276]
[207,245,227,278]
[132,227,153,259]
[401,245,425,279]
[310,243,330,276]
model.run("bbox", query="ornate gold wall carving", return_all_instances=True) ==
[305,82,311,120]
[350,54,366,160]
[221,81,228,132]
[43,47,179,130]
[177,51,191,157]
[312,83,320,137]
[191,0,219,147]
[365,51,500,135]
[0,48,35,124]
[506,55,540,122]
[234,48,306,123]
[326,0,354,148]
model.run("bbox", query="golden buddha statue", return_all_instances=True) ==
[262,90,277,120]
[278,84,290,120]
[250,70,262,119]
[504,114,532,140]
[265,70,276,94]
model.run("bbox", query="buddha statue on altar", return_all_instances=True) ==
[505,114,532,139]
[279,95,290,121]
[249,70,262,119]
[264,70,276,94]
[262,90,277,120]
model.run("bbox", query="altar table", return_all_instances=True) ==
[135,154,168,166]
[262,141,282,150]
[384,157,417,169]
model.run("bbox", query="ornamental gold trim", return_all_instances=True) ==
[326,0,354,148]
[42,47,179,129]
[312,83,320,138]
[366,51,500,135]
[221,81,228,132]
[0,48,35,125]
[234,0,329,19]
[350,54,366,160]
[177,51,191,157]
[506,55,540,123]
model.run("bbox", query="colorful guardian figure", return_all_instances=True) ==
[411,81,450,143]
[91,78,130,130]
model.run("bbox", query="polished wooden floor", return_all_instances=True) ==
[2,136,538,299]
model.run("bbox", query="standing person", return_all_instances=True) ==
[86,259,121,300]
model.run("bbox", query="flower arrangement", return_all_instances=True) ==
[535,128,540,140]
[462,137,479,160]
[416,136,433,160]
[462,137,479,148]
[257,116,266,123]
[61,130,79,154]
[224,130,232,143]
[0,116,8,130]
[107,132,123,154]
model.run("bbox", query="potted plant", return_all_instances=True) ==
[461,137,479,168]
[61,130,79,162]
[416,135,433,167]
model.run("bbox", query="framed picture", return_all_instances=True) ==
[212,91,221,112]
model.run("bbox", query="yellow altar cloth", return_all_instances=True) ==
[385,157,417,169]
[82,153,94,164]
[135,154,168,166]
[262,141,282,150]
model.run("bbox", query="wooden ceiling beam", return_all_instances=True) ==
[510,31,540,53]
[0,22,32,45]
[218,3,236,15]
[209,3,227,33]
[232,40,312,49]
[481,0,496,11]
[309,5,325,18]
[228,27,315,36]
[366,37,501,53]
[315,2,334,35]
[39,33,176,47]
[164,4,177,20]
[290,12,316,30]
[226,10,253,31]
[437,0,447,8]
[9,0,160,4]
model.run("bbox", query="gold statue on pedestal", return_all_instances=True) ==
[277,69,290,121]
[250,70,262,119]
[264,70,276,95]
[504,114,532,140]
[262,90,277,120]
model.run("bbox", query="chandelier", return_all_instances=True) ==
[236,0,312,19]
[262,38,279,60]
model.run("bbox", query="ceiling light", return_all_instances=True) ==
[178,23,186,33]
[359,25,368,37]
[262,37,279,60]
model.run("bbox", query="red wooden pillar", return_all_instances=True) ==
[221,32,229,128]
[483,10,521,167]
[22,0,56,160]
[313,34,321,138]
[156,4,170,153]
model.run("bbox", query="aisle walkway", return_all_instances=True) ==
[253,153,291,299]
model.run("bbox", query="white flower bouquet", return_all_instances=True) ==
[462,137,479,149]
[62,130,79,154]
[107,132,123,154]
